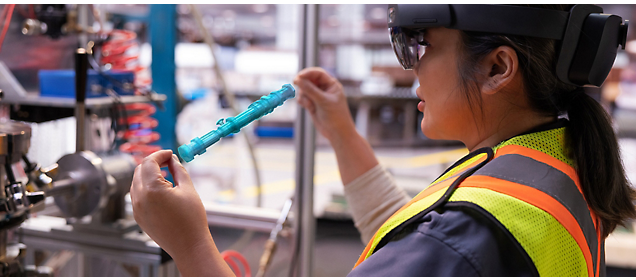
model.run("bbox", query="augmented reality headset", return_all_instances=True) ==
[387,4,629,87]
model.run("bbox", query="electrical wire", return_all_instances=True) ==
[87,49,131,151]
[0,7,7,40]
[103,87,129,150]
[189,7,269,267]
[256,198,293,277]
[0,4,15,54]
[90,4,104,35]
[15,4,32,19]
[189,4,264,208]
[0,5,7,21]
[28,4,35,19]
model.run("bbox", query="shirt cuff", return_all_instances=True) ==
[344,164,411,244]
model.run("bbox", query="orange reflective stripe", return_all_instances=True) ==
[354,237,374,268]
[463,175,594,276]
[496,145,599,229]
[435,153,487,182]
[352,178,456,269]
[496,145,580,192]
[384,152,488,228]
[408,179,454,208]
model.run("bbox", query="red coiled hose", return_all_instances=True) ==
[101,29,158,162]
[117,103,161,163]
[220,250,251,277]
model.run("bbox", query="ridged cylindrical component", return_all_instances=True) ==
[178,84,295,162]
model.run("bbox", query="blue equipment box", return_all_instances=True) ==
[255,126,294,138]
[39,69,136,98]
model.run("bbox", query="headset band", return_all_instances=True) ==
[388,4,570,40]
[388,4,628,86]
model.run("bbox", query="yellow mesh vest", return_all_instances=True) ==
[355,127,595,276]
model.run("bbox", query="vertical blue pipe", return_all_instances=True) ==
[149,4,177,152]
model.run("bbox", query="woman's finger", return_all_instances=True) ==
[140,150,174,189]
[169,154,193,190]
[294,78,328,104]
[303,96,316,115]
[297,67,336,90]
[130,165,142,201]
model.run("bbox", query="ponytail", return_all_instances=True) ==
[566,89,636,238]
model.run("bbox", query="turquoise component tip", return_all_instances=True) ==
[178,137,205,162]
[177,143,195,163]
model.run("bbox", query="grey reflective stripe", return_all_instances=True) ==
[473,153,598,274]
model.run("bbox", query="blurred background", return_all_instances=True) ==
[0,4,635,277]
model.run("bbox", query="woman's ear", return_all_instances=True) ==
[480,46,519,95]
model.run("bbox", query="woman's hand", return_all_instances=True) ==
[130,150,233,276]
[293,67,357,143]
[294,67,379,185]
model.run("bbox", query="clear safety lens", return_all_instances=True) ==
[389,26,422,70]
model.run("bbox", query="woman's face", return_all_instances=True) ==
[413,27,476,142]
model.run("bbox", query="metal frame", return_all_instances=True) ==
[290,4,319,277]
[19,215,170,277]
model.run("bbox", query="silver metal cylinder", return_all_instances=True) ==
[47,178,76,197]
[75,103,86,152]
[22,19,48,36]
[78,4,89,48]
[51,151,136,222]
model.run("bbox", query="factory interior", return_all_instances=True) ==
[1,3,636,277]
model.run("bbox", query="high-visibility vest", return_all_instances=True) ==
[353,127,604,277]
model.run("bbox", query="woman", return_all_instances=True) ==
[130,4,636,276]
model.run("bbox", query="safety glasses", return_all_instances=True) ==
[389,26,427,70]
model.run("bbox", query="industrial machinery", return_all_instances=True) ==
[0,52,165,278]
[0,7,163,272]
[0,117,49,276]
[2,4,155,229]
[0,45,141,276]
[34,49,138,232]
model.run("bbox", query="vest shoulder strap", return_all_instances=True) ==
[354,148,493,267]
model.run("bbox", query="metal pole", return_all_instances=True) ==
[77,4,89,48]
[0,230,6,262]
[75,48,88,153]
[291,4,319,277]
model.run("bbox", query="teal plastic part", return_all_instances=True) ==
[177,84,296,162]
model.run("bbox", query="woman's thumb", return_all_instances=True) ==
[169,154,193,188]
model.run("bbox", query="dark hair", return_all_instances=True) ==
[456,4,636,238]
